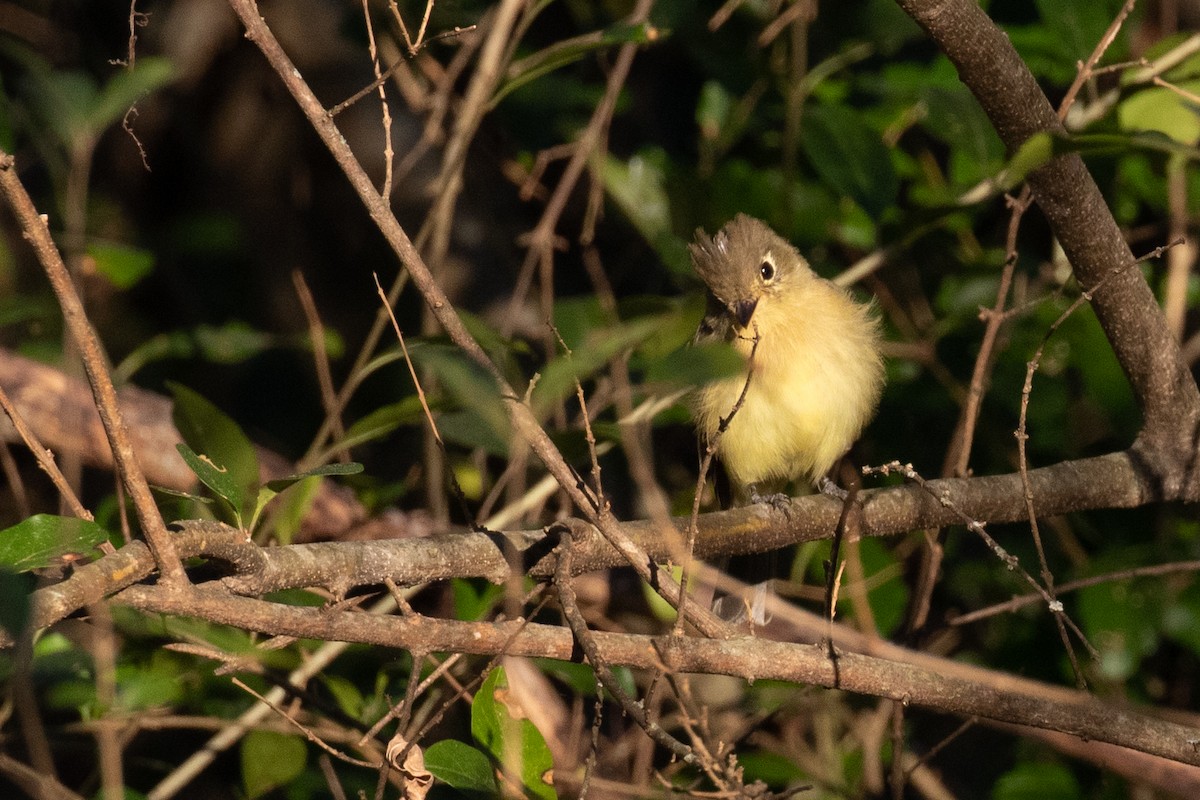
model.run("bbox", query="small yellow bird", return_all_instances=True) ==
[690,214,885,500]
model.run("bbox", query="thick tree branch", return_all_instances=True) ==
[6,449,1151,638]
[894,0,1200,497]
[110,582,1200,769]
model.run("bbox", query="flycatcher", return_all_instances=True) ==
[690,214,884,499]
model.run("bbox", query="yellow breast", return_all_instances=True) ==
[694,279,883,489]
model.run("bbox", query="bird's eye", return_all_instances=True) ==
[759,256,776,283]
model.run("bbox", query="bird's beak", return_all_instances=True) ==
[733,298,757,328]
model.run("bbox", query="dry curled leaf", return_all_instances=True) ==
[386,733,433,800]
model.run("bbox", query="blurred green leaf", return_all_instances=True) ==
[1078,575,1161,681]
[91,57,174,132]
[603,150,673,246]
[21,69,99,149]
[533,314,665,413]
[854,538,908,637]
[452,579,505,622]
[801,104,897,219]
[320,673,365,719]
[993,760,1080,800]
[472,667,555,800]
[114,653,187,711]
[268,475,322,546]
[496,22,662,107]
[241,730,307,799]
[920,84,1006,186]
[1163,581,1200,658]
[0,74,13,151]
[334,398,425,453]
[738,750,807,789]
[644,340,744,389]
[0,568,34,639]
[1033,0,1128,68]
[0,514,109,573]
[696,79,733,142]
[87,242,155,289]
[411,342,511,453]
[426,739,498,795]
[192,322,275,364]
[116,322,282,381]
[1118,84,1200,144]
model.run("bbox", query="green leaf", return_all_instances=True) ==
[192,322,275,364]
[251,463,362,532]
[267,475,322,546]
[0,75,14,151]
[1078,574,1161,681]
[115,323,278,381]
[1118,84,1200,144]
[1001,132,1163,190]
[993,760,1080,800]
[334,398,425,453]
[738,750,807,789]
[1033,0,1128,69]
[532,314,666,413]
[169,383,260,522]
[175,443,247,524]
[855,538,908,638]
[91,57,174,132]
[472,668,555,800]
[0,514,110,572]
[114,654,186,711]
[452,579,506,622]
[320,674,365,720]
[241,730,307,800]
[801,104,897,219]
[263,461,364,493]
[644,340,744,389]
[696,80,733,142]
[22,69,99,149]
[920,84,1006,186]
[0,568,34,639]
[602,150,673,247]
[426,739,499,794]
[495,22,661,107]
[87,242,155,289]
[411,343,511,451]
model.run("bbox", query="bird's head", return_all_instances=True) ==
[689,214,811,331]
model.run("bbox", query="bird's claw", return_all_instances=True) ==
[750,487,793,517]
[818,477,849,501]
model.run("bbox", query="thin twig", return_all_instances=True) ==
[0,151,184,587]
[0,384,91,520]
[292,271,346,460]
[679,328,762,637]
[373,272,474,524]
[866,461,1098,661]
[553,529,704,769]
[951,559,1200,626]
[231,677,378,768]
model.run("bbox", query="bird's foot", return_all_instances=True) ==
[749,486,793,517]
[817,477,849,501]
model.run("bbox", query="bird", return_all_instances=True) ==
[690,214,885,502]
